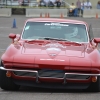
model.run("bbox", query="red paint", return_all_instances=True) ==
[94,38,100,43]
[9,33,16,43]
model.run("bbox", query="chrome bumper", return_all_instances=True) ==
[0,66,100,84]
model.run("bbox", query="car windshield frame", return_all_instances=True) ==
[21,21,89,43]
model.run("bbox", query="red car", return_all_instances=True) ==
[0,18,100,92]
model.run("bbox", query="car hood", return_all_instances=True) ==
[21,42,85,58]
[8,41,92,70]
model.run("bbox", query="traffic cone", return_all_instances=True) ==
[60,13,63,18]
[12,18,17,28]
[40,13,42,18]
[96,13,98,19]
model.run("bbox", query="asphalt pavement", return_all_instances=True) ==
[0,15,100,100]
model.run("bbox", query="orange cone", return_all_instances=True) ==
[40,13,42,18]
[96,13,98,19]
[60,13,63,18]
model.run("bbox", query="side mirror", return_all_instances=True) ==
[9,33,16,43]
[94,38,100,43]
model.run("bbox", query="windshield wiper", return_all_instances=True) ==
[38,37,68,41]
[38,37,82,45]
[25,37,82,45]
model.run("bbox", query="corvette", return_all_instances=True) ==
[0,18,100,92]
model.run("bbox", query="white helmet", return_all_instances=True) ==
[65,27,78,38]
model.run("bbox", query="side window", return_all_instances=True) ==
[88,24,94,41]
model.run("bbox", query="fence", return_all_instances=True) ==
[0,0,69,8]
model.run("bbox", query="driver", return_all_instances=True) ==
[64,27,84,42]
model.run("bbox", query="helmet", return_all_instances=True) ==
[65,27,78,38]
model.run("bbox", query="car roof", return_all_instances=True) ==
[26,18,88,26]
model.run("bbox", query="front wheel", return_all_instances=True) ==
[0,62,20,91]
[87,76,100,92]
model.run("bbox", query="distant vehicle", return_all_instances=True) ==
[0,18,100,92]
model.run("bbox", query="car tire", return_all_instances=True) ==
[87,76,100,92]
[0,62,20,91]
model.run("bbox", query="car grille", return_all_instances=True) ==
[13,69,65,78]
[38,69,65,78]
[13,69,90,80]
[66,75,90,79]
[14,71,36,77]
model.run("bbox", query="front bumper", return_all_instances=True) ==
[13,79,91,89]
[0,66,100,84]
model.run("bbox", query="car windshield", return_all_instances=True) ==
[22,22,88,42]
